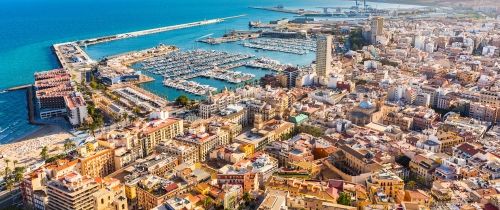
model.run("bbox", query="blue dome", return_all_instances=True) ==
[359,101,373,109]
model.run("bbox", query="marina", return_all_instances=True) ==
[245,57,292,72]
[163,79,217,95]
[241,38,316,55]
[138,49,257,95]
[139,49,254,78]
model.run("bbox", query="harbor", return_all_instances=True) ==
[241,38,316,55]
[139,49,254,78]
[138,49,257,95]
[163,79,217,95]
[245,57,292,72]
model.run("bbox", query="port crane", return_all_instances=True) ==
[353,0,369,12]
[316,6,350,14]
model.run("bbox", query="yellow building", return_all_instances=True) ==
[93,177,128,210]
[409,154,440,183]
[366,170,405,203]
[239,143,255,157]
[234,117,294,151]
[79,147,115,178]
[402,190,433,207]
[266,176,337,209]
[435,130,464,153]
[140,118,184,156]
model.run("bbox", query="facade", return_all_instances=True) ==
[64,93,88,126]
[370,17,384,44]
[140,118,184,156]
[92,178,128,210]
[136,175,182,210]
[316,35,333,81]
[136,153,179,177]
[265,176,338,209]
[156,139,198,164]
[234,117,294,151]
[217,153,278,192]
[34,68,87,125]
[79,147,115,178]
[175,129,230,162]
[283,66,299,88]
[199,89,241,119]
[366,170,405,203]
[46,172,100,210]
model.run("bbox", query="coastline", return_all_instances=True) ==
[11,124,60,143]
[0,124,73,170]
[357,0,432,7]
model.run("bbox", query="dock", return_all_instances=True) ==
[77,15,247,46]
[6,84,32,92]
[250,6,316,15]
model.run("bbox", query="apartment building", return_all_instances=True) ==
[140,117,184,156]
[46,172,100,210]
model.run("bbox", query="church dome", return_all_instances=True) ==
[359,100,373,109]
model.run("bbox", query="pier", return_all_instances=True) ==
[6,84,32,92]
[77,15,247,46]
[250,6,314,15]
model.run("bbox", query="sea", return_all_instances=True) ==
[0,0,421,144]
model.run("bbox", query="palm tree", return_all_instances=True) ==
[122,112,129,125]
[63,139,75,152]
[4,159,11,177]
[13,160,17,169]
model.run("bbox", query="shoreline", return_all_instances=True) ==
[354,0,433,7]
[0,124,73,170]
[10,124,50,143]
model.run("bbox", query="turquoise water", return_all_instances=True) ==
[0,0,420,143]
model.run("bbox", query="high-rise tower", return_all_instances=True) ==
[316,35,333,83]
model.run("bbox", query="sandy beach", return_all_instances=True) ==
[0,124,73,170]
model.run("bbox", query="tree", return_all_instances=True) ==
[5,177,14,192]
[40,146,49,160]
[203,197,213,208]
[243,192,251,205]
[14,167,26,182]
[4,159,11,179]
[296,125,325,137]
[86,143,95,153]
[337,192,352,206]
[133,106,142,116]
[122,112,129,125]
[175,95,190,107]
[348,29,367,51]
[407,181,417,190]
[64,139,76,152]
